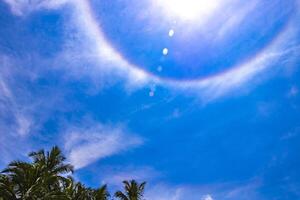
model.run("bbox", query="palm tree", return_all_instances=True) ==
[94,184,110,200]
[1,146,148,200]
[1,146,73,200]
[115,180,146,200]
[1,161,43,199]
[28,146,74,176]
[0,174,17,200]
[28,146,74,197]
[62,176,110,200]
[62,176,91,200]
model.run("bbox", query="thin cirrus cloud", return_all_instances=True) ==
[145,180,263,200]
[0,56,32,137]
[1,0,144,170]
[64,123,143,169]
[0,61,30,164]
[0,54,63,165]
[72,1,300,104]
[2,0,299,101]
[2,0,68,15]
[68,0,300,101]
[0,55,34,158]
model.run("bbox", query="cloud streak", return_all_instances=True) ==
[0,55,34,137]
[0,55,34,165]
[2,0,68,15]
[63,0,300,101]
[64,123,143,169]
[145,179,263,200]
[3,0,298,101]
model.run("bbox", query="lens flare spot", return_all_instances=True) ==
[169,29,175,37]
[162,48,169,55]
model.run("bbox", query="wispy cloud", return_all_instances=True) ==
[0,55,33,137]
[216,0,259,40]
[64,123,143,169]
[202,195,214,200]
[175,36,300,102]
[0,55,33,164]
[2,0,68,15]
[0,0,146,168]
[65,1,299,100]
[0,53,73,165]
[58,0,151,90]
[145,179,263,200]
[4,0,299,102]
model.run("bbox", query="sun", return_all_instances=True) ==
[156,0,222,21]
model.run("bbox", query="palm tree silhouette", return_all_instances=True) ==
[115,180,146,200]
[1,146,148,200]
[28,146,74,176]
[62,176,110,200]
[94,185,110,200]
[0,146,73,199]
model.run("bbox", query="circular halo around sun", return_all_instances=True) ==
[89,0,295,81]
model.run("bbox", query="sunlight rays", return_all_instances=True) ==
[155,0,222,21]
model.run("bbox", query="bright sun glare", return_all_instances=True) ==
[157,0,221,21]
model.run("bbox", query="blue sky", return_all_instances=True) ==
[0,0,300,199]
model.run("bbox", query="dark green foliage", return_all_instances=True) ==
[115,180,146,200]
[0,146,145,200]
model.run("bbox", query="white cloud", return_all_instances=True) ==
[0,56,33,137]
[64,123,143,169]
[15,113,33,136]
[2,0,69,15]
[0,54,60,138]
[145,184,184,200]
[64,0,151,89]
[0,54,71,165]
[173,32,300,102]
[145,180,263,200]
[3,0,299,102]
[202,194,214,200]
[215,0,259,40]
[0,57,32,166]
[58,0,299,102]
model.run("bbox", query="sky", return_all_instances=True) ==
[0,0,300,199]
